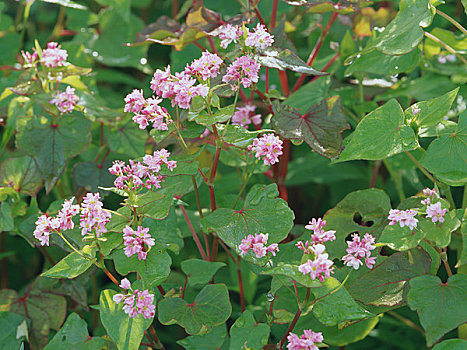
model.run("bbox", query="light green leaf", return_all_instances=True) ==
[42,252,96,279]
[345,49,419,76]
[261,263,322,288]
[181,259,226,286]
[177,324,227,350]
[433,339,467,350]
[229,310,270,350]
[0,312,27,349]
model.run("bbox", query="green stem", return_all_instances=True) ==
[404,151,436,184]
[19,2,32,48]
[439,183,456,209]
[233,159,259,208]
[424,32,467,65]
[58,232,89,259]
[383,160,406,203]
[436,9,467,36]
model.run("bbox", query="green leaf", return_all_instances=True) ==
[95,0,131,20]
[255,47,328,76]
[420,211,460,248]
[456,208,467,268]
[181,259,226,286]
[40,0,88,10]
[44,313,116,350]
[336,99,418,162]
[408,274,467,346]
[273,96,349,159]
[15,113,91,193]
[229,310,270,350]
[261,263,322,288]
[42,252,96,279]
[189,105,234,126]
[283,77,330,111]
[158,284,232,335]
[216,124,259,148]
[0,202,14,232]
[143,208,184,254]
[323,188,391,259]
[311,277,372,326]
[100,289,152,350]
[72,160,114,194]
[379,224,425,251]
[409,88,459,128]
[363,0,434,55]
[200,184,294,251]
[134,187,173,220]
[113,247,171,288]
[433,339,467,350]
[0,156,42,197]
[177,324,227,350]
[347,248,432,309]
[421,111,467,186]
[108,121,146,158]
[0,312,27,349]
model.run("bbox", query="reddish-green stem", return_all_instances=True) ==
[280,288,310,347]
[172,0,178,18]
[270,0,279,30]
[180,205,208,261]
[157,285,166,296]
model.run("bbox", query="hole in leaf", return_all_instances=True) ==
[353,212,374,227]
[345,231,359,241]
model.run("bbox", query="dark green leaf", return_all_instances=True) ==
[181,259,226,286]
[261,263,322,288]
[177,324,227,350]
[72,160,114,194]
[108,121,146,158]
[0,312,27,350]
[229,310,270,350]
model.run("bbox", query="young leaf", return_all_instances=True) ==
[100,289,152,350]
[181,259,226,286]
[158,284,232,335]
[41,252,96,279]
[177,324,227,350]
[272,96,349,159]
[408,274,467,346]
[229,310,270,350]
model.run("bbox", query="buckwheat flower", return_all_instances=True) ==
[426,202,447,223]
[217,24,243,48]
[34,215,52,246]
[124,89,146,114]
[342,233,376,270]
[411,104,421,116]
[21,50,38,67]
[79,193,111,237]
[245,23,274,50]
[50,86,79,114]
[150,66,172,97]
[56,197,80,231]
[421,187,440,205]
[120,278,131,289]
[387,209,418,230]
[248,133,283,166]
[143,149,177,172]
[329,41,339,51]
[287,329,323,350]
[298,244,334,282]
[238,233,279,258]
[305,217,336,244]
[232,105,262,127]
[223,55,260,89]
[113,279,155,319]
[41,42,68,68]
[186,51,223,80]
[172,72,209,109]
[123,225,155,261]
[133,97,171,130]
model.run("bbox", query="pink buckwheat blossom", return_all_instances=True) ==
[426,202,447,223]
[41,42,68,68]
[217,24,243,48]
[79,193,111,238]
[50,86,79,114]
[421,187,440,205]
[342,233,376,270]
[232,105,262,127]
[124,89,146,114]
[411,104,421,116]
[113,279,156,319]
[238,233,279,258]
[305,217,336,244]
[287,329,323,350]
[248,133,283,166]
[186,51,223,80]
[298,244,334,282]
[223,55,260,89]
[245,24,274,50]
[21,49,38,67]
[34,215,53,246]
[387,209,418,230]
[123,225,155,261]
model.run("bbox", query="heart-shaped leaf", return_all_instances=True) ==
[42,252,96,279]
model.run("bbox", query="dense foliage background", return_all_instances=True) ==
[1,0,467,349]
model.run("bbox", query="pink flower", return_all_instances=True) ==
[21,49,38,67]
[56,197,80,231]
[298,244,334,282]
[79,193,111,237]
[232,105,262,127]
[120,278,131,290]
[41,42,68,68]
[387,209,418,230]
[305,217,336,244]
[186,51,223,80]
[245,24,274,50]
[124,89,146,114]
[248,133,283,166]
[217,24,243,48]
[287,329,323,350]
[50,86,79,114]
[34,215,52,246]
[123,226,155,261]
[223,55,260,89]
[342,233,376,270]
[113,279,155,319]
[421,187,440,205]
[238,233,279,258]
[411,104,421,116]
[426,202,447,223]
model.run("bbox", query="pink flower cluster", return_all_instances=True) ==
[298,244,334,282]
[79,193,111,238]
[21,50,38,67]
[150,65,208,109]
[387,209,418,230]
[41,42,68,68]
[342,233,376,270]
[33,193,111,246]
[113,278,156,319]
[185,51,223,80]
[245,24,274,50]
[108,149,176,191]
[238,233,279,258]
[304,218,336,244]
[217,24,243,48]
[411,104,421,115]
[124,89,171,130]
[123,226,155,261]
[287,329,323,350]
[421,187,440,205]
[426,202,447,223]
[248,133,283,166]
[50,86,79,114]
[223,55,260,89]
[231,105,262,127]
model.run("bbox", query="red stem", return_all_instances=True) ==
[369,160,381,188]
[157,285,166,296]
[182,276,188,299]
[253,7,266,27]
[280,308,302,347]
[103,266,120,287]
[193,41,206,51]
[239,88,248,103]
[270,0,279,30]
[180,205,209,261]
[207,36,218,54]
[172,0,178,18]
[277,140,290,201]
[278,70,290,97]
